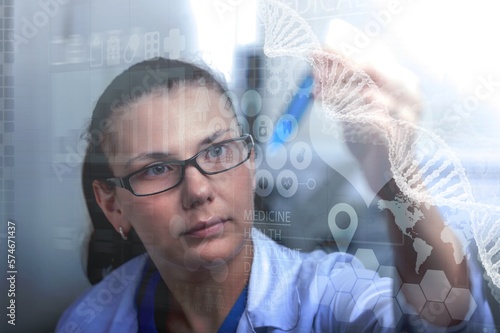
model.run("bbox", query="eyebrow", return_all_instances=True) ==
[200,128,231,146]
[123,128,232,171]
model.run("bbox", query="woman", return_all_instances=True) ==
[56,58,490,332]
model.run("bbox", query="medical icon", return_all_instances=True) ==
[282,120,292,135]
[225,98,232,111]
[276,169,298,198]
[290,141,312,170]
[253,115,273,143]
[106,33,120,65]
[219,91,238,118]
[204,288,213,312]
[145,31,160,59]
[296,147,305,163]
[216,289,225,314]
[266,57,285,75]
[327,202,358,253]
[274,114,298,143]
[124,33,140,63]
[182,286,191,309]
[266,74,282,96]
[255,170,274,197]
[258,176,269,191]
[163,28,185,59]
[281,177,293,190]
[225,149,233,163]
[194,287,202,311]
[259,121,267,137]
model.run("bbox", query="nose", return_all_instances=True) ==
[181,164,215,209]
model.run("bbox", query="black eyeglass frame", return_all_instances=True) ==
[106,134,254,197]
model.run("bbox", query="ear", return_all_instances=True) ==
[92,180,131,235]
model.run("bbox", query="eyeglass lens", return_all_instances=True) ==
[128,137,251,195]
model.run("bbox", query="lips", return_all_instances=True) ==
[182,216,226,239]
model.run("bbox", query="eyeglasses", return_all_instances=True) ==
[107,134,254,196]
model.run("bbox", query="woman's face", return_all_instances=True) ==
[103,84,254,272]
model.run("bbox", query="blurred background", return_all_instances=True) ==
[1,0,499,331]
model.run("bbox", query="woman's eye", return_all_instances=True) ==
[208,145,226,158]
[142,164,171,178]
[151,165,168,175]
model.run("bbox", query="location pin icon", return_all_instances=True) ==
[327,203,358,253]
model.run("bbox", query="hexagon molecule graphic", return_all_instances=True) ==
[444,288,477,321]
[397,283,426,315]
[331,292,357,323]
[420,270,451,302]
[377,265,402,297]
[421,302,452,327]
[331,262,357,292]
[374,297,402,328]
[353,249,379,279]
[353,279,379,311]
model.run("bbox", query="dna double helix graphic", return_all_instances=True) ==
[257,0,500,302]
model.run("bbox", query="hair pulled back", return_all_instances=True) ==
[82,58,230,283]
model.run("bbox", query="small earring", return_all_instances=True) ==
[119,227,128,241]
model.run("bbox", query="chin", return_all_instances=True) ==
[199,236,246,262]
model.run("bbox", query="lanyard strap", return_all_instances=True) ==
[138,263,248,333]
[217,284,248,333]
[138,267,161,333]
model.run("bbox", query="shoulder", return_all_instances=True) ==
[250,227,363,287]
[247,230,394,332]
[56,254,147,333]
[299,249,397,331]
[247,229,395,331]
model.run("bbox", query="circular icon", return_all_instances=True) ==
[283,92,292,104]
[276,114,298,142]
[266,57,285,74]
[210,258,229,283]
[219,91,238,118]
[169,215,186,238]
[255,169,274,197]
[307,178,316,189]
[266,142,287,170]
[266,75,282,95]
[220,142,242,170]
[253,115,273,143]
[290,58,312,91]
[252,144,263,169]
[276,169,298,198]
[241,90,262,117]
[207,116,225,133]
[290,141,312,170]
[232,116,249,136]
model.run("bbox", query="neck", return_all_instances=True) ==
[152,238,253,332]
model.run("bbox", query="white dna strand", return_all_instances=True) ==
[257,0,500,300]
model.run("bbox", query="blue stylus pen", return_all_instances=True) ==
[270,72,315,145]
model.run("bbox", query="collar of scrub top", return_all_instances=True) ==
[242,230,301,331]
[137,260,248,333]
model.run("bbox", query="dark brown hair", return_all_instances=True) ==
[82,58,231,283]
